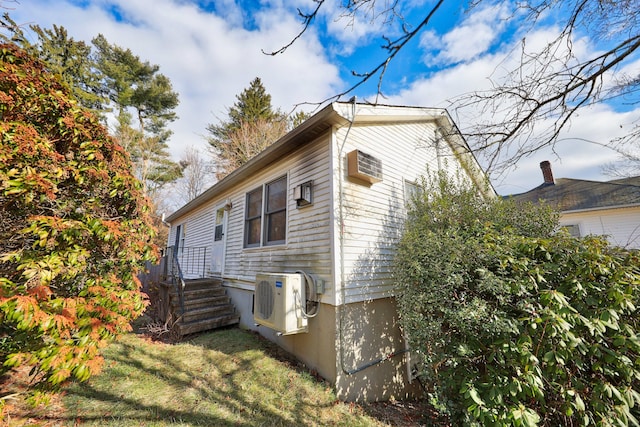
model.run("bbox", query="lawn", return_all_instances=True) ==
[3,327,414,426]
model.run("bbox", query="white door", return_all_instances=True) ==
[210,206,227,275]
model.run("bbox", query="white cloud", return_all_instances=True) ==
[420,2,512,65]
[7,0,341,159]
[5,0,638,198]
[388,21,640,195]
[318,0,415,56]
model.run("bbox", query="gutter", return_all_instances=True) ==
[561,203,640,215]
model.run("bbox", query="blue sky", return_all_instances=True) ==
[4,0,638,200]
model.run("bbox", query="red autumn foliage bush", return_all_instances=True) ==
[0,43,156,391]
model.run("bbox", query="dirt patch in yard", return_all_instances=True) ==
[363,399,451,426]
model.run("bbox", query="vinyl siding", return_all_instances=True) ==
[165,196,230,278]
[560,205,640,249]
[333,121,473,304]
[167,115,481,306]
[221,134,335,302]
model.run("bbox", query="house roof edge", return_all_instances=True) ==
[165,103,345,223]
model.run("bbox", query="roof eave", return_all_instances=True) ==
[165,102,495,222]
[562,202,640,214]
[165,103,347,223]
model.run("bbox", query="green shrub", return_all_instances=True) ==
[394,172,640,426]
[0,43,156,394]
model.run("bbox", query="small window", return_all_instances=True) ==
[244,187,263,247]
[404,180,421,207]
[265,177,287,245]
[244,175,287,248]
[214,208,225,241]
[562,224,581,238]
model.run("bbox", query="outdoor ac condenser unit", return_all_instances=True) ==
[254,273,308,335]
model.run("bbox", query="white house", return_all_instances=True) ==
[509,161,640,249]
[163,102,491,402]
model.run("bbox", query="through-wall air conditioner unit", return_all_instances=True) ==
[254,273,308,335]
[347,149,383,184]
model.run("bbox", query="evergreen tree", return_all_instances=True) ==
[113,112,182,197]
[92,34,182,197]
[206,77,287,178]
[289,110,310,129]
[0,15,106,113]
[208,77,281,141]
[0,21,183,199]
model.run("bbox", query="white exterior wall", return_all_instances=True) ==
[332,121,468,304]
[219,134,335,303]
[166,134,334,292]
[165,202,221,279]
[560,206,640,249]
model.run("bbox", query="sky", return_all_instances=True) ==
[3,0,639,197]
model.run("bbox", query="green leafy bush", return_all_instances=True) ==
[394,172,640,426]
[0,43,156,394]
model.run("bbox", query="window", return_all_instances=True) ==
[245,188,262,247]
[404,180,421,207]
[244,175,287,248]
[214,208,225,241]
[562,224,581,238]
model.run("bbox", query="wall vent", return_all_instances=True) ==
[347,149,382,184]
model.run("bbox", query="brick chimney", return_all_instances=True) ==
[540,160,555,185]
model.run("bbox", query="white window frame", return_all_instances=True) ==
[562,224,581,238]
[403,179,422,207]
[244,175,288,248]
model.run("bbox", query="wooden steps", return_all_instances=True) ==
[169,278,240,336]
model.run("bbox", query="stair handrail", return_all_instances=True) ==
[173,246,208,278]
[168,246,186,316]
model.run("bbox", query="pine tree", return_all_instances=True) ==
[206,77,287,179]
[0,21,183,199]
[92,34,182,198]
[0,16,106,113]
[207,77,282,141]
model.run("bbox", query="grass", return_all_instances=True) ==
[3,327,389,426]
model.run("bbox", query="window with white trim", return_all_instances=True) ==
[244,175,287,248]
[404,179,421,207]
[214,208,225,241]
[562,224,581,238]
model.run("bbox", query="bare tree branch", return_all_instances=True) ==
[209,118,288,180]
[262,0,326,56]
[271,0,445,110]
[175,146,215,204]
[458,32,640,173]
[267,0,639,174]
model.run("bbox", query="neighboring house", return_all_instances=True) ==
[509,161,640,249]
[164,102,491,402]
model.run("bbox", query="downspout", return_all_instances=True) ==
[337,99,355,376]
[435,128,442,172]
[160,212,171,259]
[161,212,170,227]
[336,100,408,377]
